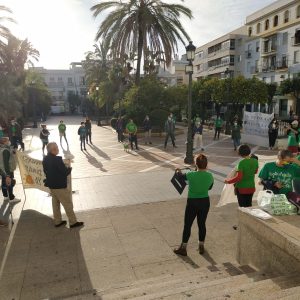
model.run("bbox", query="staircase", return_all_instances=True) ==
[90,262,300,300]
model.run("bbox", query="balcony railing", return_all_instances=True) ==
[262,45,277,54]
[276,60,288,69]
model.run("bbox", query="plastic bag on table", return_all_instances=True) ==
[270,194,298,215]
[257,190,273,212]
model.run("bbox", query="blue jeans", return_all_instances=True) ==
[233,138,240,150]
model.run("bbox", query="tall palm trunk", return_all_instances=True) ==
[135,29,144,85]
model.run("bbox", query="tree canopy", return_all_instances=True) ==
[91,0,192,84]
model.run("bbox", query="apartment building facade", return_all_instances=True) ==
[193,26,247,80]
[243,0,300,117]
[33,62,87,114]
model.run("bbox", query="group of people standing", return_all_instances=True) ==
[115,113,178,151]
[173,142,300,257]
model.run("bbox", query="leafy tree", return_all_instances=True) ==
[67,92,81,114]
[264,82,277,113]
[280,75,300,115]
[0,5,15,39]
[91,0,192,85]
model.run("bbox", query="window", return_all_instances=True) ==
[294,50,300,63]
[256,23,261,34]
[284,10,289,23]
[237,55,242,63]
[255,60,259,72]
[248,27,252,37]
[80,76,85,86]
[195,51,203,59]
[49,77,54,82]
[273,15,278,27]
[262,77,267,82]
[67,77,73,85]
[265,19,269,30]
[256,41,260,52]
[297,5,300,18]
[295,30,300,45]
[282,32,288,45]
[247,62,251,73]
[57,77,62,82]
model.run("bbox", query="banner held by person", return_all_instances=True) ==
[16,152,71,193]
[243,112,274,137]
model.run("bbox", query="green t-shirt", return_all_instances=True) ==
[186,170,214,198]
[258,162,300,194]
[126,123,137,134]
[287,131,298,146]
[58,123,66,133]
[215,119,223,128]
[235,158,258,189]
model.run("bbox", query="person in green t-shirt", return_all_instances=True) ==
[286,120,300,154]
[225,144,259,208]
[259,149,300,195]
[214,116,223,140]
[126,119,139,151]
[58,120,69,147]
[174,154,214,257]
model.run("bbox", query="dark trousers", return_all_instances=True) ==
[86,130,92,143]
[268,132,277,148]
[165,132,175,147]
[80,137,86,149]
[11,136,24,150]
[182,197,210,243]
[117,130,124,142]
[1,175,15,200]
[214,127,221,139]
[236,189,253,207]
[129,134,138,150]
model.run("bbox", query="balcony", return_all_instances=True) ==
[276,60,288,70]
[262,65,276,72]
[262,45,277,56]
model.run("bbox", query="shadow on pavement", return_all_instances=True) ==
[137,149,181,170]
[88,144,111,160]
[83,150,108,173]
[0,209,101,300]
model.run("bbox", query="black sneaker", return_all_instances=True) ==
[70,221,84,228]
[199,244,205,255]
[55,220,67,228]
[173,245,187,256]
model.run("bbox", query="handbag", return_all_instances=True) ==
[171,168,191,195]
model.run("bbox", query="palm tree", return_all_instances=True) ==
[0,34,39,76]
[91,0,192,85]
[0,5,15,39]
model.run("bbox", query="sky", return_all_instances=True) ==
[1,0,278,69]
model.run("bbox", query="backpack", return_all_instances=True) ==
[0,147,17,174]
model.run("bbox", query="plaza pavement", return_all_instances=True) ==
[0,116,278,300]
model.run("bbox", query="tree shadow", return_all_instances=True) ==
[88,144,111,161]
[137,148,181,170]
[83,150,108,173]
[0,209,101,299]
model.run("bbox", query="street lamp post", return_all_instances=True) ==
[224,68,232,135]
[96,86,102,126]
[30,81,38,128]
[184,41,196,165]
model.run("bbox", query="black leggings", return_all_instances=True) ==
[182,197,210,243]
[214,127,221,139]
[236,189,253,207]
[268,132,277,148]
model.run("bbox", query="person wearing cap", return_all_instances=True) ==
[0,137,21,204]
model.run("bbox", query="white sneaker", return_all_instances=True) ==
[9,198,21,204]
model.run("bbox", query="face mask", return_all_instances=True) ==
[168,117,171,121]
[234,122,237,126]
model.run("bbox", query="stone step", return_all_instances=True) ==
[103,270,272,300]
[130,273,270,300]
[156,276,287,300]
[99,262,258,299]
[263,281,300,300]
[210,273,300,300]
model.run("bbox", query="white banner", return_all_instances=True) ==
[16,152,71,193]
[243,112,274,137]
